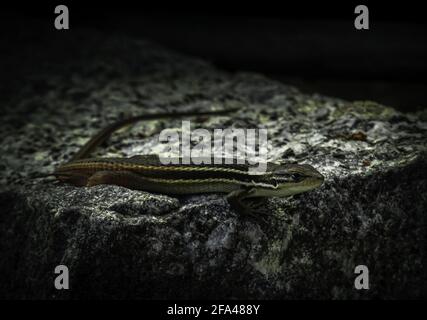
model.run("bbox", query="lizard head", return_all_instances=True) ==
[270,163,324,197]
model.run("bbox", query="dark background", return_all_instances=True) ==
[1,1,426,112]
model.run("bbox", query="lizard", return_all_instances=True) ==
[52,108,324,216]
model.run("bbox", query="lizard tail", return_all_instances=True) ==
[71,107,239,161]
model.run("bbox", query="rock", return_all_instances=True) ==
[0,24,426,299]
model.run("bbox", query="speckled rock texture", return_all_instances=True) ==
[0,25,426,299]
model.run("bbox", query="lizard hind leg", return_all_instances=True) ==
[55,172,89,187]
[86,170,146,190]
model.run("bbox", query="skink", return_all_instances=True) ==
[53,109,324,215]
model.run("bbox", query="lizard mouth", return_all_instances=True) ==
[273,176,324,198]
[307,175,325,189]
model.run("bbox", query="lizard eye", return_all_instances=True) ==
[291,173,303,182]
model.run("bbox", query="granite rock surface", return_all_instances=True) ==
[0,26,426,299]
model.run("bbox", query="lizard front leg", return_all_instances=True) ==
[226,188,269,220]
